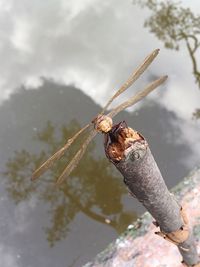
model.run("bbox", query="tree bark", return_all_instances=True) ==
[105,125,200,266]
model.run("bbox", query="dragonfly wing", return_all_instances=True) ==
[108,75,168,119]
[56,129,97,185]
[31,123,91,181]
[100,49,160,115]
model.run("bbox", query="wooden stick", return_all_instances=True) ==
[105,125,200,266]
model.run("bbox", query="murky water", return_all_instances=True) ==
[0,1,200,267]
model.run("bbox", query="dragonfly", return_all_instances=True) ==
[32,49,167,185]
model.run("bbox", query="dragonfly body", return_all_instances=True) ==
[32,49,167,185]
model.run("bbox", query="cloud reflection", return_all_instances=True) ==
[0,0,200,123]
[0,244,20,267]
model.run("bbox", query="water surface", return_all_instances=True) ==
[0,1,200,266]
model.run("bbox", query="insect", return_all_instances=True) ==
[32,49,167,185]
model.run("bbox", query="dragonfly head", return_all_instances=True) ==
[92,115,113,133]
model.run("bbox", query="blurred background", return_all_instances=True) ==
[0,0,200,266]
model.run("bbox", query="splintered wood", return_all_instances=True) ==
[105,124,200,266]
[107,127,142,162]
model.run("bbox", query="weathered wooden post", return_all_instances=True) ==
[104,125,200,266]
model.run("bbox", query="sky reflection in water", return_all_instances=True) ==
[0,0,200,266]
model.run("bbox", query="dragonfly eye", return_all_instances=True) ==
[93,115,113,133]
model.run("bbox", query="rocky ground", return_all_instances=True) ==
[84,168,200,267]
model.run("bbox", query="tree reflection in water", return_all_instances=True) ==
[134,0,200,119]
[3,120,137,247]
[193,109,200,120]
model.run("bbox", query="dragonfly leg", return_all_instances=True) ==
[104,133,109,151]
[111,121,126,132]
[108,121,127,143]
[104,121,127,162]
